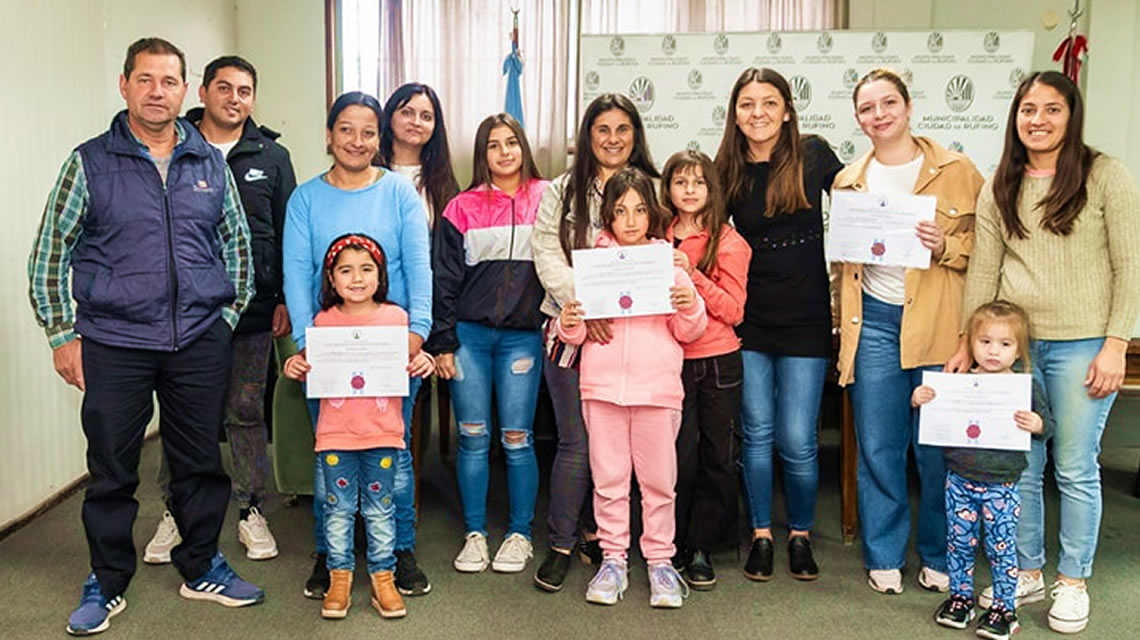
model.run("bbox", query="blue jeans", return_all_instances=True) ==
[451,322,542,537]
[320,448,398,574]
[1018,338,1116,579]
[310,374,422,554]
[739,349,828,532]
[849,293,947,572]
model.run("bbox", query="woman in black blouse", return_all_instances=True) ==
[715,67,842,582]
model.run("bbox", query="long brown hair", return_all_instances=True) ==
[715,67,809,217]
[966,300,1032,370]
[559,93,659,262]
[467,113,542,190]
[598,168,670,243]
[992,71,1098,239]
[660,150,726,274]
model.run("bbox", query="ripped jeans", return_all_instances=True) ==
[451,321,543,538]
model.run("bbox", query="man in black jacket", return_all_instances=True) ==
[144,55,297,565]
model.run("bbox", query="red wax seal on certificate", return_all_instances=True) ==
[619,294,633,310]
[351,374,366,390]
[871,240,886,257]
[966,423,981,439]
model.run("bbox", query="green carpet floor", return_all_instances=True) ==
[2,394,1138,639]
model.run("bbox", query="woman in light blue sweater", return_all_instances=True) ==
[283,91,433,600]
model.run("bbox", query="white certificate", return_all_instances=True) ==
[826,190,936,269]
[917,371,1031,451]
[571,243,673,320]
[305,326,409,399]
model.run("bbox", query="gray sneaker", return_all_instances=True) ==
[585,558,628,605]
[648,563,689,608]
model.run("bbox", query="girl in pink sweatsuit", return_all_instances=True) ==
[555,168,707,609]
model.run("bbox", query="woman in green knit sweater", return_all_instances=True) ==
[959,70,1140,635]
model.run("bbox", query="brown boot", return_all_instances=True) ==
[370,570,406,618]
[321,569,353,618]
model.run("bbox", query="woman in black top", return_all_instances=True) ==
[715,67,842,582]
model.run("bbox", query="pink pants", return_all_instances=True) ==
[583,400,681,564]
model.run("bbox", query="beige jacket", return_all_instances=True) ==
[531,172,604,318]
[833,136,984,386]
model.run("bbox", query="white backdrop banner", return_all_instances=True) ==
[579,30,1034,174]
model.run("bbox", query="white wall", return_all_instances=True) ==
[0,0,237,529]
[235,0,329,183]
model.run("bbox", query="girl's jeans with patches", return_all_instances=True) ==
[319,447,400,574]
[451,321,543,538]
[945,469,1021,611]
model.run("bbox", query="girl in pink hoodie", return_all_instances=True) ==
[556,168,707,609]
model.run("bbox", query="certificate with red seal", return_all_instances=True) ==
[571,243,673,320]
[305,326,409,398]
[826,190,935,269]
[917,371,1031,451]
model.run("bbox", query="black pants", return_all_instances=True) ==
[674,350,742,552]
[81,319,233,597]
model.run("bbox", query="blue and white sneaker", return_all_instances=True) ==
[648,562,689,608]
[66,573,125,636]
[585,558,628,605]
[179,552,265,607]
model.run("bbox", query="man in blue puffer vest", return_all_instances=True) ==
[28,37,263,636]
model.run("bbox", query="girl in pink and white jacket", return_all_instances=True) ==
[556,168,707,609]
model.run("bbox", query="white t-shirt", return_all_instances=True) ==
[391,164,434,229]
[861,154,924,305]
[208,139,239,159]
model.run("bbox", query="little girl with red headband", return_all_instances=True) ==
[284,233,434,621]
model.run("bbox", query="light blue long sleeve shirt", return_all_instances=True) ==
[282,170,432,350]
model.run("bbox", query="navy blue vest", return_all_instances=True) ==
[73,111,235,351]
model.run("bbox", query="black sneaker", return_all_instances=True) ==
[788,536,819,580]
[686,550,717,591]
[578,538,603,565]
[534,548,572,592]
[743,537,774,582]
[303,552,329,599]
[976,607,1019,640]
[934,594,977,629]
[394,549,432,596]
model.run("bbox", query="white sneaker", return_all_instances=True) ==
[867,569,903,594]
[585,558,628,605]
[237,507,279,560]
[491,533,533,573]
[918,566,950,592]
[648,563,689,608]
[1048,580,1090,634]
[143,511,181,564]
[978,571,1047,609]
[453,532,490,573]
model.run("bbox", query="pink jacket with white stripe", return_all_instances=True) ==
[427,178,550,354]
[556,234,707,410]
